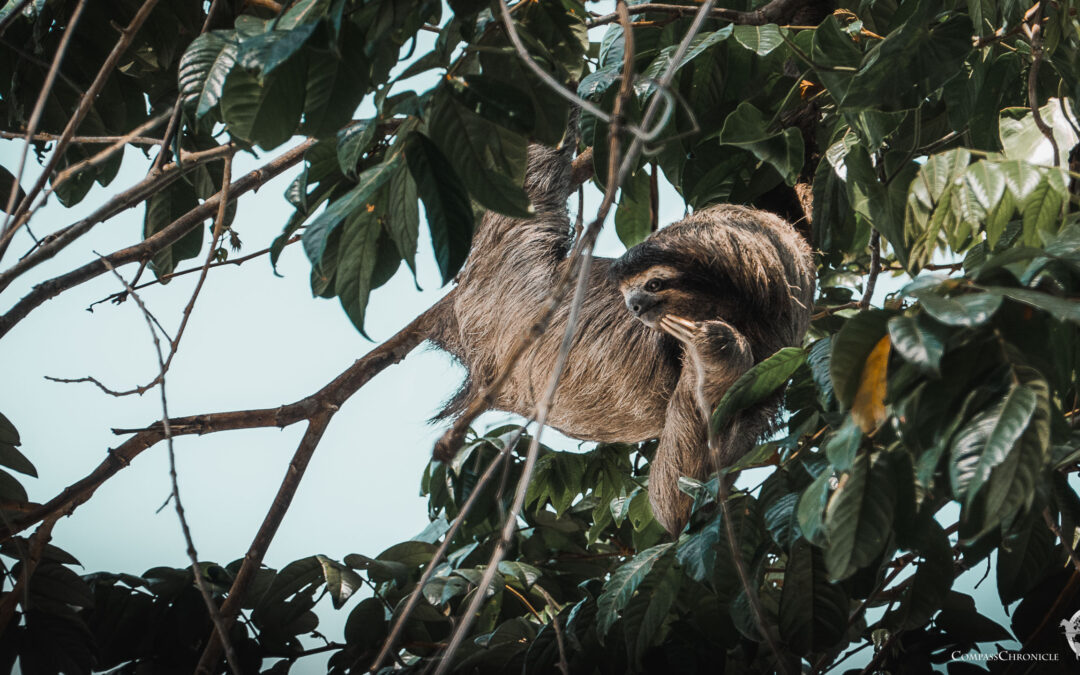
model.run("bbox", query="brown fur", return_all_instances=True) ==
[428,144,815,533]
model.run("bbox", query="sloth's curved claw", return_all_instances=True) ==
[660,315,697,343]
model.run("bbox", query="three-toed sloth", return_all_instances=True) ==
[428,142,815,534]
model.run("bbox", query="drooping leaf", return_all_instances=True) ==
[711,347,806,435]
[823,451,896,580]
[780,539,848,655]
[178,31,239,119]
[404,133,474,284]
[596,543,674,641]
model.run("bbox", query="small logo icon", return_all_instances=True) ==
[1061,609,1080,659]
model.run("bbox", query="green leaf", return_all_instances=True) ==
[887,314,946,373]
[596,543,674,641]
[0,467,28,504]
[316,555,364,610]
[344,597,388,651]
[621,552,681,666]
[336,121,376,178]
[824,421,861,473]
[916,292,1002,327]
[1019,174,1064,245]
[982,286,1080,326]
[302,156,398,265]
[830,311,891,408]
[429,94,531,218]
[405,133,475,284]
[236,24,316,78]
[883,520,952,630]
[637,27,733,97]
[950,384,1037,506]
[717,102,804,185]
[220,55,306,149]
[302,48,368,139]
[144,179,203,279]
[178,31,239,119]
[779,539,848,655]
[445,74,535,136]
[731,24,785,56]
[823,451,896,580]
[997,515,1062,604]
[0,164,27,215]
[614,168,652,248]
[333,207,381,335]
[797,470,832,547]
[384,163,419,275]
[0,413,33,478]
[711,347,806,435]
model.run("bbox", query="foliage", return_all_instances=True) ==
[1,0,1080,673]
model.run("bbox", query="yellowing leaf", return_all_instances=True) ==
[852,336,891,432]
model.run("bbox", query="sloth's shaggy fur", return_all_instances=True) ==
[428,143,815,533]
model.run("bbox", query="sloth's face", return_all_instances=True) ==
[617,264,696,329]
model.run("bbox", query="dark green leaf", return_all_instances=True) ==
[221,55,306,149]
[888,314,946,373]
[405,133,475,284]
[302,155,398,265]
[780,539,848,654]
[178,31,239,119]
[830,310,891,408]
[316,554,364,610]
[596,543,674,640]
[823,451,896,580]
[711,347,806,435]
[144,179,203,279]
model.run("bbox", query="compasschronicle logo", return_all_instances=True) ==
[1061,608,1080,659]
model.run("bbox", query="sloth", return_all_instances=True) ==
[427,141,815,533]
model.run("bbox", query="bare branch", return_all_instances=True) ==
[96,256,241,673]
[1027,2,1060,167]
[87,236,301,311]
[0,0,163,256]
[0,140,312,340]
[195,410,334,673]
[587,0,811,28]
[0,130,163,145]
[0,144,236,294]
[860,230,881,309]
[0,295,441,541]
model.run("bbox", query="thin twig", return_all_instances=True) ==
[860,230,881,309]
[194,410,334,673]
[149,0,225,175]
[0,140,312,340]
[49,150,235,398]
[1043,507,1080,574]
[0,130,164,145]
[0,0,163,257]
[1026,2,1060,167]
[95,257,240,673]
[0,0,89,242]
[587,0,809,28]
[0,143,236,294]
[87,235,301,311]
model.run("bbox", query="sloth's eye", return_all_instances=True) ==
[645,279,663,292]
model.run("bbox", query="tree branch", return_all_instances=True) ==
[0,143,236,295]
[0,140,312,340]
[195,410,333,673]
[0,292,441,541]
[587,0,812,28]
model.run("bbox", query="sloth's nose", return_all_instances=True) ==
[626,290,657,316]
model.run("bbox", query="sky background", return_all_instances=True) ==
[0,8,1038,670]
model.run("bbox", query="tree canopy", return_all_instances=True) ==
[1,0,1080,673]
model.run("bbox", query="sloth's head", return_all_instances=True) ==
[609,233,732,330]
